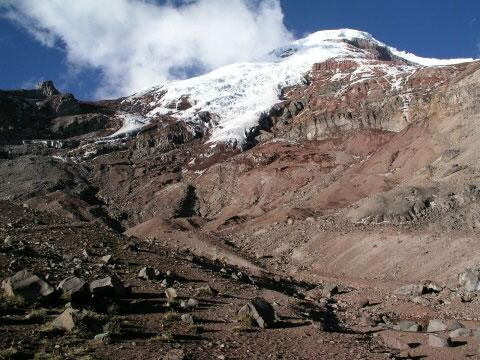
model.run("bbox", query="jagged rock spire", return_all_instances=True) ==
[37,80,60,97]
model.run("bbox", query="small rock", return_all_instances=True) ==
[122,242,138,252]
[90,274,126,297]
[182,298,199,309]
[394,284,424,296]
[427,319,447,333]
[181,313,195,324]
[424,281,443,293]
[360,313,376,327]
[164,349,186,360]
[322,283,339,298]
[94,332,112,344]
[238,297,276,329]
[187,298,199,308]
[446,320,464,331]
[396,350,412,359]
[449,328,472,337]
[411,296,429,305]
[428,334,450,348]
[161,278,172,287]
[101,255,113,264]
[3,236,13,246]
[138,267,156,281]
[3,270,55,303]
[382,337,411,350]
[52,308,84,331]
[393,320,421,332]
[356,298,369,308]
[196,284,218,296]
[165,288,178,301]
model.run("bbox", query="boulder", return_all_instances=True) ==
[196,284,218,296]
[187,298,199,308]
[181,298,199,309]
[52,308,84,331]
[57,276,88,301]
[424,281,443,293]
[138,267,156,281]
[449,328,471,337]
[394,284,424,296]
[428,334,450,348]
[238,297,276,329]
[446,320,464,331]
[356,298,369,308]
[426,319,447,333]
[322,283,339,297]
[181,313,195,324]
[100,255,114,265]
[90,275,126,297]
[94,332,112,344]
[52,308,103,333]
[3,270,55,303]
[393,320,421,332]
[360,313,376,327]
[165,288,178,301]
[459,269,480,291]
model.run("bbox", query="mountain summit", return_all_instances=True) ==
[121,29,475,149]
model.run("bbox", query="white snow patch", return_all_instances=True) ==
[387,48,474,66]
[108,113,150,139]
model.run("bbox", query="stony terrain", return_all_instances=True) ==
[1,33,480,359]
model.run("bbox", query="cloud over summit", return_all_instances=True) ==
[1,0,292,98]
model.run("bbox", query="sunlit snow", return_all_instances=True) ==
[124,29,476,149]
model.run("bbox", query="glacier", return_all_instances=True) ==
[123,29,476,149]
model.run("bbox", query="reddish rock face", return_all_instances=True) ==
[1,39,480,280]
[262,59,475,144]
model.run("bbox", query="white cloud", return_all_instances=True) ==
[0,0,293,98]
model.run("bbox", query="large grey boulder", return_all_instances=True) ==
[449,328,472,337]
[52,308,103,333]
[57,276,88,301]
[428,334,450,348]
[427,319,447,333]
[90,274,126,297]
[52,308,84,331]
[238,297,276,329]
[393,320,421,332]
[394,284,424,296]
[459,269,480,291]
[3,270,55,303]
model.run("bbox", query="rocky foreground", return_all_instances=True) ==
[1,33,480,359]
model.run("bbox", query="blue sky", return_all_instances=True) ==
[0,0,479,100]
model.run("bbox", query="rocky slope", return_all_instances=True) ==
[1,29,480,359]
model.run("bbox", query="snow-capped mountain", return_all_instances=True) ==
[122,29,475,149]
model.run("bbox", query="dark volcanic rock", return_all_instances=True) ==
[3,270,55,303]
[57,276,89,302]
[238,297,276,329]
[90,274,126,297]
